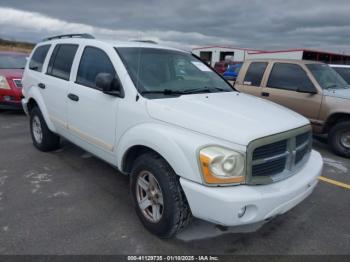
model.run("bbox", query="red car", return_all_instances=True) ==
[0,51,27,110]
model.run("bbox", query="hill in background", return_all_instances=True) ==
[0,38,35,53]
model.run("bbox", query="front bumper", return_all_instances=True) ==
[0,101,23,110]
[180,150,323,226]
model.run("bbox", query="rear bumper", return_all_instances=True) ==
[180,150,323,226]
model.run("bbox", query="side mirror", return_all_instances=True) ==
[296,86,317,94]
[95,73,124,98]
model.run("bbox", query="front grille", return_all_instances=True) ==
[295,131,312,164]
[13,79,22,88]
[295,144,309,164]
[252,157,287,176]
[248,127,312,184]
[296,132,310,147]
[253,139,287,160]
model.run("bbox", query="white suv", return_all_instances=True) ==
[22,34,323,238]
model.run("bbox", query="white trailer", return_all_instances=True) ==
[192,46,350,65]
[191,45,260,66]
[246,50,304,60]
[246,49,350,64]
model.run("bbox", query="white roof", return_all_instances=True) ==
[329,64,350,68]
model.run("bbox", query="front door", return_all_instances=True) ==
[263,62,322,122]
[67,46,120,159]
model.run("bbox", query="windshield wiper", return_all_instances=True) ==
[140,89,188,95]
[202,86,231,92]
[140,87,230,96]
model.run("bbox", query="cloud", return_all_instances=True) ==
[0,0,350,53]
[0,7,235,50]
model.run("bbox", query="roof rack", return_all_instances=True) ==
[132,40,158,44]
[43,33,95,41]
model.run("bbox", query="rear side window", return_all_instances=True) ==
[333,67,350,84]
[29,45,51,72]
[76,47,116,88]
[244,62,267,86]
[267,63,315,91]
[47,44,78,81]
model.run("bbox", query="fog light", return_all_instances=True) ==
[237,206,247,218]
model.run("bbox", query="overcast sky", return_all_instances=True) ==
[0,0,349,53]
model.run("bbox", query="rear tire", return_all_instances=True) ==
[130,152,191,238]
[328,121,350,158]
[30,107,60,152]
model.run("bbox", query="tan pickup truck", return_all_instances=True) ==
[235,59,350,158]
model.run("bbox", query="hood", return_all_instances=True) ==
[146,92,309,146]
[0,69,23,79]
[323,88,350,100]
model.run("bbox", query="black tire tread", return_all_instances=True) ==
[328,120,350,158]
[131,152,192,238]
[30,107,60,152]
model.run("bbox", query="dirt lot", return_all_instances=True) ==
[0,111,349,255]
[0,39,33,53]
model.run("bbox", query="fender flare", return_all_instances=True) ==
[116,123,200,182]
[27,87,57,132]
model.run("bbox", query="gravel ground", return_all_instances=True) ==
[0,111,349,255]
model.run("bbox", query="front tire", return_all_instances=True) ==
[328,121,350,158]
[30,107,60,152]
[130,152,191,238]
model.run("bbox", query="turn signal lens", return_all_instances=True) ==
[199,146,245,185]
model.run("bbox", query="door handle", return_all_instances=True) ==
[261,92,270,97]
[68,93,79,102]
[38,83,45,89]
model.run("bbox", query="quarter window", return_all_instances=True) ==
[267,63,315,91]
[47,44,78,81]
[29,45,51,72]
[76,47,116,88]
[244,62,267,86]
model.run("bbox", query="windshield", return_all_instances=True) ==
[0,54,27,69]
[234,64,242,73]
[332,67,350,84]
[306,63,349,89]
[116,47,234,98]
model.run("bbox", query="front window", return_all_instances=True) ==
[116,48,234,98]
[0,53,27,69]
[267,63,315,92]
[306,63,349,89]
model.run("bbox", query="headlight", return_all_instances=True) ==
[0,75,10,90]
[199,146,245,185]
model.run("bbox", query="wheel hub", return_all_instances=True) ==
[136,171,164,223]
[32,116,43,144]
[340,132,350,149]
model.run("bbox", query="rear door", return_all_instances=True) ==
[25,44,51,104]
[38,44,78,134]
[67,46,120,159]
[235,61,268,97]
[263,62,322,121]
